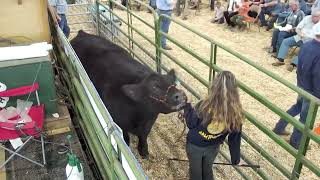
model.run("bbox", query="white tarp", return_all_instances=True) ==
[0,42,52,61]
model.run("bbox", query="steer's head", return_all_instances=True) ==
[121,69,187,113]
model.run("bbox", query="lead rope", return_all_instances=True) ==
[176,111,186,142]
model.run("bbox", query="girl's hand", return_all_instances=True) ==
[57,15,61,22]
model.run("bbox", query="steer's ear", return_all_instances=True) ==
[122,84,142,102]
[167,69,176,82]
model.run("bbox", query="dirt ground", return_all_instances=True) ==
[68,2,320,179]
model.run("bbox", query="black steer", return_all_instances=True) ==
[70,30,186,158]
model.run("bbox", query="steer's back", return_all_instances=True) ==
[71,30,151,89]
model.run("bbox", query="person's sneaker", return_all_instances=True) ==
[272,61,285,66]
[228,26,236,32]
[266,26,272,31]
[260,23,267,27]
[286,64,295,72]
[162,45,172,50]
[268,48,276,54]
[271,53,278,58]
[263,46,270,50]
[273,128,290,136]
[284,136,311,150]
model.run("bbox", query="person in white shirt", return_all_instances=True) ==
[156,0,177,50]
[211,1,225,24]
[272,7,320,66]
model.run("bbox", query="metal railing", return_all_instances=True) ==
[94,0,320,179]
[48,4,147,179]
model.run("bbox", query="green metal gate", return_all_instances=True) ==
[48,6,147,180]
[91,0,320,179]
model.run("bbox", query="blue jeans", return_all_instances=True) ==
[149,0,156,9]
[274,96,310,148]
[259,7,280,26]
[277,36,303,60]
[59,14,70,38]
[271,29,296,50]
[157,9,172,47]
[292,56,298,65]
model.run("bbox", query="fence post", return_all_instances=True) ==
[96,0,101,36]
[109,3,115,42]
[126,0,134,57]
[155,15,162,74]
[208,43,217,89]
[290,102,318,179]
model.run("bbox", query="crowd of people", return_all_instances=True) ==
[210,0,320,70]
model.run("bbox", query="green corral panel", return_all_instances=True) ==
[0,56,57,115]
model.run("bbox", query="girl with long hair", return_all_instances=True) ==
[183,71,244,180]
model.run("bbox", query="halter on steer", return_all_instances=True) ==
[149,84,177,106]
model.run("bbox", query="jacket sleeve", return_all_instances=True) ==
[228,129,242,164]
[312,56,320,98]
[183,103,201,129]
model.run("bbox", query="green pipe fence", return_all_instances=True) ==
[94,1,320,179]
[49,8,147,178]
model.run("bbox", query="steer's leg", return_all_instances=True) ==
[123,131,130,146]
[138,135,149,159]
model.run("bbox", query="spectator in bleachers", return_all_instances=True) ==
[211,1,225,24]
[268,0,304,54]
[258,0,282,27]
[266,0,291,31]
[273,22,320,149]
[312,0,320,8]
[224,0,242,27]
[298,0,320,17]
[298,0,310,14]
[272,7,320,66]
[230,0,252,30]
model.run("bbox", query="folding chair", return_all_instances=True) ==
[243,5,261,32]
[0,83,46,168]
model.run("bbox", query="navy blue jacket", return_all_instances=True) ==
[297,39,320,98]
[183,103,241,164]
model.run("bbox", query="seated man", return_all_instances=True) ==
[224,0,242,27]
[272,7,320,66]
[268,0,304,53]
[298,0,309,15]
[230,0,252,30]
[259,0,282,27]
[266,0,291,30]
[313,0,320,8]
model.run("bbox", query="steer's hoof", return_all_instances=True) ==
[140,154,149,159]
[139,150,149,159]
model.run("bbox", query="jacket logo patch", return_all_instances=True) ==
[207,121,225,134]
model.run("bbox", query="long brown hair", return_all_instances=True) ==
[196,71,244,132]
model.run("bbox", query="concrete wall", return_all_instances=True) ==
[0,0,50,44]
